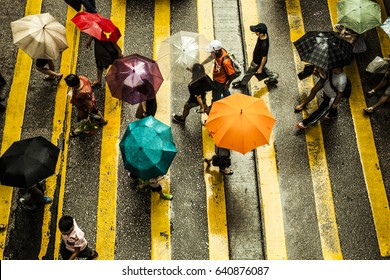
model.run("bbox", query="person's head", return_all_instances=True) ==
[191,63,205,76]
[59,215,74,235]
[64,74,80,88]
[250,23,268,36]
[206,40,223,58]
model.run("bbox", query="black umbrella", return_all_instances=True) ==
[293,31,353,71]
[0,136,60,189]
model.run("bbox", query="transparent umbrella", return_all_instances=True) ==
[10,13,68,60]
[156,31,213,84]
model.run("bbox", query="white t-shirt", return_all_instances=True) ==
[61,219,88,252]
[323,71,347,98]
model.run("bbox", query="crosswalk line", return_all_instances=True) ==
[285,0,343,259]
[0,0,42,260]
[328,0,390,257]
[151,0,172,260]
[240,0,287,260]
[198,0,229,260]
[95,0,127,260]
[39,6,81,260]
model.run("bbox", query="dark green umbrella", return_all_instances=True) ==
[119,116,177,180]
[337,0,382,34]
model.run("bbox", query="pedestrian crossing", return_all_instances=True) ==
[0,0,389,260]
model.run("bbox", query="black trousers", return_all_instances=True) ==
[302,94,337,127]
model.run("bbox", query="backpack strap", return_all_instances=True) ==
[220,51,235,76]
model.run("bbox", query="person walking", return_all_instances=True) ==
[35,59,63,82]
[134,175,173,200]
[64,74,107,137]
[58,215,98,260]
[232,23,278,89]
[202,40,236,103]
[172,63,213,123]
[19,184,52,211]
[364,67,390,113]
[294,67,327,112]
[296,67,347,130]
[134,79,157,119]
[85,36,123,88]
[204,145,233,175]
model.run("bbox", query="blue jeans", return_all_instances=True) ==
[212,81,230,103]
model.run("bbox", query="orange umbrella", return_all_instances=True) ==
[205,93,276,154]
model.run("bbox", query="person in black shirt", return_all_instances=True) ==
[233,23,278,89]
[173,63,214,123]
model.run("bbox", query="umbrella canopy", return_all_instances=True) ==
[293,31,353,71]
[10,13,68,60]
[156,31,213,83]
[119,116,177,180]
[337,0,382,34]
[205,93,276,155]
[106,54,164,105]
[0,136,60,189]
[380,17,390,38]
[71,12,121,42]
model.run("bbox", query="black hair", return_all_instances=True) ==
[191,63,205,75]
[64,74,80,87]
[59,215,74,232]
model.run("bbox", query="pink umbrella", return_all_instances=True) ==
[106,54,164,105]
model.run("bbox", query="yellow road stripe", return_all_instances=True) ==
[286,0,342,259]
[39,7,80,260]
[198,0,229,260]
[0,0,42,260]
[375,0,390,57]
[95,0,126,260]
[328,0,390,256]
[241,0,287,260]
[151,0,171,260]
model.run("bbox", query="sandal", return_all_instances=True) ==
[296,122,307,130]
[87,250,98,260]
[69,130,80,138]
[56,74,63,82]
[367,89,376,96]
[294,104,305,112]
[0,224,6,230]
[43,75,56,81]
[221,168,234,175]
[363,107,374,114]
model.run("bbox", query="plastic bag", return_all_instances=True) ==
[366,56,389,74]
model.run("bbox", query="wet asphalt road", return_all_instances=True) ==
[0,0,390,260]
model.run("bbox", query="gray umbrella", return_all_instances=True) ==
[293,31,353,71]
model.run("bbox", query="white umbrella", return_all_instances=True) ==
[156,31,212,84]
[11,13,68,60]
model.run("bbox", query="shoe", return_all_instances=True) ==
[367,89,376,96]
[204,158,211,167]
[19,198,37,211]
[172,114,185,123]
[296,122,307,130]
[220,168,233,175]
[364,107,374,114]
[91,82,102,88]
[70,130,80,138]
[87,250,98,260]
[162,193,173,200]
[43,196,52,204]
[0,224,6,231]
[322,113,338,120]
[56,74,63,82]
[100,119,108,125]
[232,82,245,89]
[43,75,56,81]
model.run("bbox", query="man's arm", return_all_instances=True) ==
[201,54,214,65]
[256,56,267,74]
[68,247,81,260]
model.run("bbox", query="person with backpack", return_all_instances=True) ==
[172,63,214,123]
[202,40,236,103]
[296,67,347,130]
[232,23,278,89]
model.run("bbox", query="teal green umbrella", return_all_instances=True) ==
[119,116,177,180]
[337,0,382,34]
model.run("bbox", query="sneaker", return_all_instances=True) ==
[19,198,37,211]
[220,168,233,175]
[172,114,185,123]
[232,82,244,89]
[161,193,173,200]
[87,250,98,260]
[43,196,53,204]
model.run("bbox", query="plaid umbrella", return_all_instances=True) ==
[293,31,353,71]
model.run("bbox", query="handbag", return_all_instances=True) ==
[366,56,389,74]
[64,0,82,12]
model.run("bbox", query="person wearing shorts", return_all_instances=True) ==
[364,67,390,113]
[35,59,63,82]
